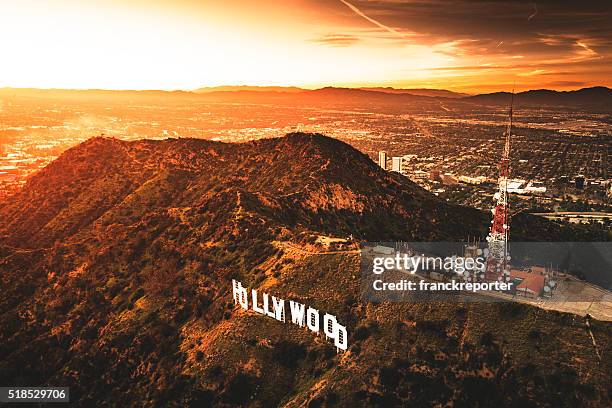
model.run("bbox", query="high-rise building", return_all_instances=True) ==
[389,155,417,175]
[391,157,402,173]
[378,151,387,170]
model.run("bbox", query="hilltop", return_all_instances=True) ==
[0,133,609,406]
[0,133,489,248]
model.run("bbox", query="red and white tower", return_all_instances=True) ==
[485,93,514,282]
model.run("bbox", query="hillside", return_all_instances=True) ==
[0,133,489,248]
[0,133,610,407]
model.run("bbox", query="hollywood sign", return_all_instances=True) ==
[232,280,348,351]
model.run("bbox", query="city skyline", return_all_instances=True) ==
[1,0,611,93]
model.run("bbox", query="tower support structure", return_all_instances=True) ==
[485,93,514,282]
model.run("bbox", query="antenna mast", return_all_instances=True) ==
[485,91,514,282]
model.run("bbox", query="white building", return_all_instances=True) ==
[378,151,387,170]
[525,181,546,193]
[507,179,527,194]
[391,156,402,172]
[390,155,415,175]
[458,175,487,185]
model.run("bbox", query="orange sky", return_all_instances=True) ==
[1,0,610,93]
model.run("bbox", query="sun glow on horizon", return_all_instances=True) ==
[1,0,609,93]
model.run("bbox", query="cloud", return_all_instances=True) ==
[337,0,407,40]
[574,41,599,60]
[537,34,602,62]
[311,34,361,47]
[528,3,538,21]
[518,69,548,77]
[321,0,611,88]
[329,0,612,54]
[544,80,588,87]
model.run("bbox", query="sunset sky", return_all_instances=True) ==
[1,0,611,93]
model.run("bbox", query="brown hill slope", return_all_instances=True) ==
[0,133,490,248]
[0,133,609,407]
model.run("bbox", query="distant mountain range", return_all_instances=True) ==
[3,86,611,109]
[467,86,612,108]
[189,85,612,110]
[195,85,468,99]
[195,85,303,93]
[192,84,612,107]
[359,87,469,98]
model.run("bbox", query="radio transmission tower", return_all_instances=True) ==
[485,93,514,282]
